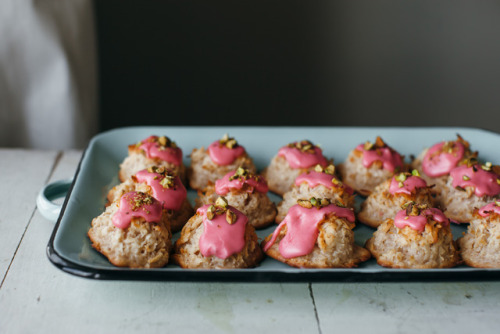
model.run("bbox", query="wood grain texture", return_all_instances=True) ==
[0,149,58,281]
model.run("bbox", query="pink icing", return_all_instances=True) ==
[215,171,268,195]
[263,204,355,259]
[295,171,354,195]
[198,205,248,259]
[422,141,465,177]
[450,165,500,197]
[207,140,246,166]
[111,192,163,229]
[277,145,328,169]
[355,144,403,173]
[478,202,500,217]
[394,208,449,232]
[135,169,187,210]
[389,175,427,195]
[139,136,183,166]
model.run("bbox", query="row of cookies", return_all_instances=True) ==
[87,133,500,269]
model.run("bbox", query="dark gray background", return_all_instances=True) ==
[95,0,500,132]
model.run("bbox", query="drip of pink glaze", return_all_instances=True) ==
[389,176,427,195]
[422,141,465,177]
[207,141,245,166]
[355,144,403,173]
[215,171,268,195]
[263,204,355,259]
[450,165,500,197]
[135,169,186,210]
[198,205,248,259]
[277,145,328,169]
[111,192,163,229]
[139,136,183,166]
[478,202,500,217]
[295,171,354,194]
[394,208,449,232]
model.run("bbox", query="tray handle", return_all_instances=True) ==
[37,179,73,222]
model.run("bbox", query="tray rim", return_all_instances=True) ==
[46,125,500,282]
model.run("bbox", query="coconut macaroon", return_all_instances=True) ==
[276,164,355,223]
[196,167,276,229]
[188,134,256,190]
[411,134,477,204]
[358,170,435,229]
[338,136,406,197]
[440,161,500,223]
[119,135,186,184]
[458,201,500,268]
[172,197,263,269]
[262,198,371,268]
[262,140,330,196]
[365,204,460,269]
[107,166,193,232]
[88,191,172,268]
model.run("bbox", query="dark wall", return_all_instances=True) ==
[96,1,500,132]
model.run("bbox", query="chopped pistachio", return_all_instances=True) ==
[398,181,404,188]
[331,178,342,186]
[226,210,237,224]
[310,197,319,207]
[226,139,237,149]
[495,201,500,207]
[297,199,313,209]
[158,136,168,146]
[462,175,470,181]
[324,165,335,175]
[160,175,175,188]
[314,164,324,173]
[215,196,228,208]
[395,173,407,182]
[221,133,229,142]
[497,179,500,186]
[147,166,155,173]
[411,169,421,177]
[335,200,346,208]
[363,141,374,151]
[401,201,415,209]
[320,198,330,206]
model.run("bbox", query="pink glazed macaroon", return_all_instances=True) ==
[411,134,477,205]
[365,203,460,269]
[196,167,277,229]
[107,166,194,232]
[338,136,406,196]
[88,191,172,268]
[262,198,370,268]
[357,170,435,228]
[440,161,500,223]
[458,201,500,268]
[188,134,256,190]
[173,197,263,269]
[263,140,331,196]
[276,164,355,223]
[119,135,186,184]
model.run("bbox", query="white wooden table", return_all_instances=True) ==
[1,148,500,333]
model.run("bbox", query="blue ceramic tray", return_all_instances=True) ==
[47,126,500,281]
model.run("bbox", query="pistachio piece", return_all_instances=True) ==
[401,201,415,210]
[215,196,228,208]
[160,175,175,188]
[158,136,168,146]
[495,201,500,207]
[147,166,155,173]
[297,199,313,209]
[320,198,330,206]
[310,197,319,207]
[411,169,421,177]
[395,173,407,182]
[398,181,404,188]
[462,175,470,181]
[324,165,335,175]
[226,210,237,224]
[314,164,324,173]
[363,141,374,151]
